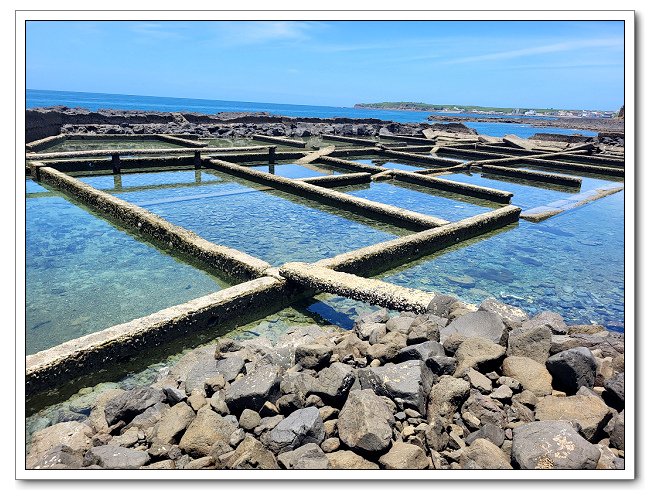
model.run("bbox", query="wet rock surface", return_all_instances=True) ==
[26,300,624,471]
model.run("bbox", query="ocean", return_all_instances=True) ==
[26,89,597,138]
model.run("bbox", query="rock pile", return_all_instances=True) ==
[26,297,624,471]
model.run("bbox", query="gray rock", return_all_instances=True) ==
[310,362,355,405]
[426,356,457,376]
[454,337,506,375]
[462,438,513,470]
[466,368,493,393]
[596,444,625,470]
[321,437,340,453]
[276,393,304,415]
[28,445,84,470]
[239,409,261,431]
[104,386,165,425]
[84,445,150,469]
[379,441,429,469]
[479,298,528,329]
[386,316,416,335]
[360,360,433,414]
[295,343,332,370]
[215,355,246,383]
[265,407,325,454]
[512,421,600,469]
[229,428,246,448]
[427,375,470,422]
[27,421,94,465]
[162,387,186,405]
[185,360,221,395]
[507,326,552,363]
[359,322,386,343]
[424,417,449,451]
[461,390,507,428]
[338,389,394,453]
[326,450,379,469]
[333,333,370,360]
[214,338,242,358]
[603,372,624,409]
[546,347,597,394]
[535,394,611,442]
[466,423,505,447]
[278,443,330,469]
[353,308,389,329]
[502,356,553,397]
[394,340,445,363]
[604,410,624,450]
[427,295,459,317]
[224,435,279,469]
[152,402,195,444]
[225,364,281,415]
[491,384,513,401]
[52,409,87,425]
[439,311,506,346]
[522,311,568,335]
[209,390,230,415]
[179,407,238,458]
[407,314,444,344]
[280,371,316,400]
[184,456,215,470]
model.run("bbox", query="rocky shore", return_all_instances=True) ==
[26,295,624,471]
[26,106,474,143]
[426,113,624,134]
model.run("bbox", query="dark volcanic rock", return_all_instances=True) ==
[522,311,568,335]
[512,421,600,470]
[277,443,330,470]
[546,347,597,394]
[84,445,150,469]
[439,311,506,346]
[310,362,355,405]
[225,365,281,415]
[359,360,433,414]
[426,295,459,317]
[104,387,165,426]
[264,407,325,454]
[604,410,624,450]
[394,340,445,363]
[603,372,624,409]
[338,389,394,454]
[479,298,528,329]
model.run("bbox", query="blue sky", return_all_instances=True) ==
[26,20,624,110]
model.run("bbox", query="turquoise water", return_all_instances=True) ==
[457,121,598,139]
[440,171,586,210]
[380,190,624,331]
[25,180,229,354]
[337,180,495,221]
[248,162,346,179]
[79,170,401,266]
[352,158,429,172]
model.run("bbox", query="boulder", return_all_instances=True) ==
[406,314,444,344]
[507,326,552,363]
[104,386,165,425]
[427,375,470,422]
[359,360,433,414]
[596,444,625,470]
[426,356,457,376]
[439,311,506,346]
[309,362,355,405]
[604,410,624,450]
[333,333,371,360]
[466,423,505,447]
[223,435,279,469]
[185,359,222,395]
[239,409,262,431]
[461,390,507,428]
[278,443,330,469]
[179,407,238,458]
[427,295,458,316]
[603,372,624,409]
[378,442,429,469]
[28,421,94,461]
[385,316,416,335]
[522,311,568,335]
[479,298,528,329]
[466,368,492,393]
[327,450,379,470]
[359,322,386,343]
[28,444,84,470]
[264,407,325,454]
[546,347,597,394]
[454,337,506,375]
[550,331,623,358]
[512,421,600,469]
[295,342,333,370]
[338,389,394,453]
[225,364,281,415]
[394,341,445,363]
[459,438,513,469]
[84,445,150,469]
[535,394,611,442]
[502,357,552,396]
[153,402,195,444]
[215,355,246,383]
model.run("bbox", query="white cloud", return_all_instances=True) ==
[209,21,321,46]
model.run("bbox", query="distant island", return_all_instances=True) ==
[354,102,616,118]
